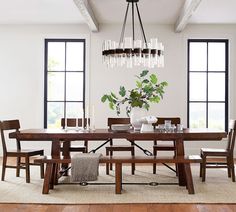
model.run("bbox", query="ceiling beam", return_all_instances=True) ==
[73,0,99,32]
[174,0,202,33]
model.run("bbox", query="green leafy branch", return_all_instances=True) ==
[101,70,168,116]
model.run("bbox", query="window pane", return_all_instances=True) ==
[47,102,64,128]
[66,102,83,118]
[48,42,65,71]
[66,42,84,71]
[66,73,84,101]
[189,73,206,101]
[208,73,225,101]
[189,103,206,128]
[189,42,207,71]
[208,43,225,71]
[48,72,65,101]
[208,103,225,130]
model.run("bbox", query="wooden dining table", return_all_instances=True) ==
[9,128,227,187]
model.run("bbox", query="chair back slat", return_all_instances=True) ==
[0,120,20,154]
[227,119,236,154]
[153,117,181,127]
[61,118,90,128]
[107,118,130,129]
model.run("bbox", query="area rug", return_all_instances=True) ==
[0,165,236,204]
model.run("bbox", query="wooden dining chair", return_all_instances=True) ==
[0,120,44,183]
[200,119,236,182]
[153,117,181,174]
[106,118,135,175]
[61,118,89,153]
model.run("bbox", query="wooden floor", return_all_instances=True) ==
[1,203,236,212]
[0,158,236,212]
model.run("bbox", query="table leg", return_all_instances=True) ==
[51,139,61,158]
[62,141,70,176]
[50,140,61,186]
[175,138,186,186]
[43,163,53,194]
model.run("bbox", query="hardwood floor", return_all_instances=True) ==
[0,158,236,212]
[0,203,236,212]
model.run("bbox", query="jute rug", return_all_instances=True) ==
[0,165,236,204]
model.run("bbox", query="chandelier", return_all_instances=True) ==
[102,0,164,69]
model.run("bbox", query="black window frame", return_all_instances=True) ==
[44,38,86,128]
[187,39,229,131]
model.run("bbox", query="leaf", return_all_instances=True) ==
[140,70,149,77]
[101,95,108,102]
[143,84,153,94]
[161,81,168,86]
[119,86,126,97]
[150,74,157,84]
[136,80,142,88]
[142,79,149,84]
[111,92,118,100]
[109,102,114,110]
[149,96,160,103]
[107,95,113,102]
[131,100,143,108]
[130,90,141,99]
[143,103,150,111]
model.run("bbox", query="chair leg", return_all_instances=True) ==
[110,151,113,171]
[106,149,109,175]
[153,148,157,174]
[173,141,178,176]
[202,155,206,182]
[1,155,7,181]
[230,157,235,182]
[199,162,202,177]
[200,153,203,177]
[40,163,45,179]
[25,156,30,183]
[131,148,135,175]
[16,156,21,177]
[227,157,232,178]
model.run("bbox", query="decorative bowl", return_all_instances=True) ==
[111,124,131,132]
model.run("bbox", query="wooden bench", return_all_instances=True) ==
[34,155,202,195]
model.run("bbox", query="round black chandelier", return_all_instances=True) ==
[102,0,164,68]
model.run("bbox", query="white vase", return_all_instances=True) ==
[130,107,146,131]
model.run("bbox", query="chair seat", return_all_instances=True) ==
[106,145,134,152]
[200,148,228,156]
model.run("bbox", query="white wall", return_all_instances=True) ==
[0,23,235,156]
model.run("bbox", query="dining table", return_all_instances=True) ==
[9,127,227,187]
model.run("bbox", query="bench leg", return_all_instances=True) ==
[43,163,53,194]
[115,163,122,194]
[184,163,195,194]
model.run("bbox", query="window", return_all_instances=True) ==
[187,39,228,131]
[44,39,86,128]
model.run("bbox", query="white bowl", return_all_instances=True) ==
[111,124,130,132]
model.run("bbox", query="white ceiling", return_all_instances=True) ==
[0,0,235,25]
